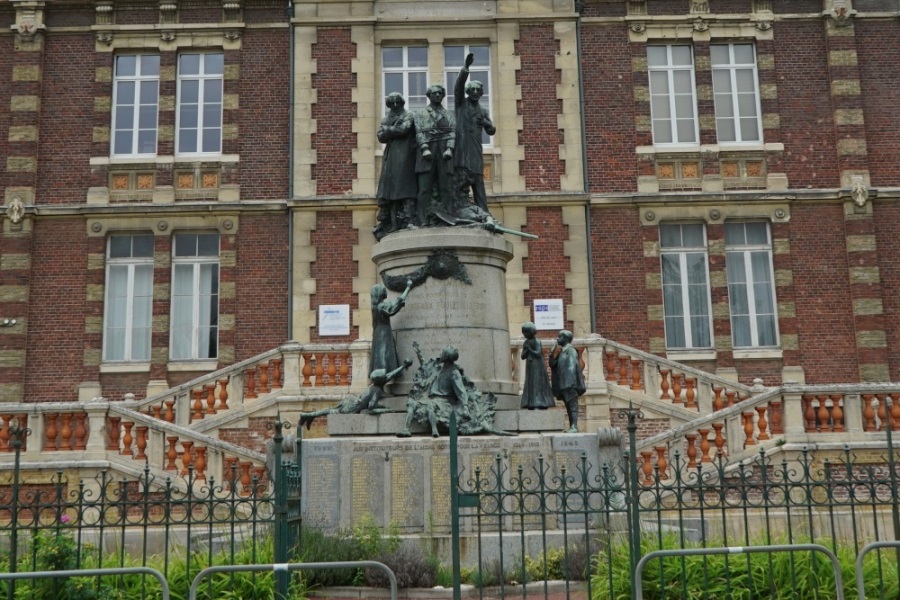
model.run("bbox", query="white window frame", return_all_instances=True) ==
[711,42,763,144]
[660,223,714,350]
[444,43,493,146]
[176,53,224,157]
[111,55,160,157]
[170,234,220,361]
[103,235,154,362]
[381,46,429,114]
[725,221,780,348]
[647,45,699,147]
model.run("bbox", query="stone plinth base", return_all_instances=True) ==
[300,431,623,536]
[372,228,516,397]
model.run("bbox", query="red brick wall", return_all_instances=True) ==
[516,25,563,191]
[857,20,900,188]
[610,412,671,445]
[219,416,275,453]
[875,203,900,380]
[311,28,357,195]
[37,35,95,205]
[0,231,31,397]
[582,3,625,17]
[581,25,638,194]
[774,0,820,12]
[790,204,858,383]
[591,207,649,349]
[709,0,752,12]
[235,214,290,359]
[309,211,357,342]
[0,35,14,193]
[522,207,574,332]
[647,0,689,15]
[25,220,87,401]
[239,28,291,200]
[773,22,840,189]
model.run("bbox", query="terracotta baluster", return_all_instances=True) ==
[340,354,351,385]
[331,354,342,386]
[671,374,683,404]
[218,379,230,411]
[769,401,784,435]
[630,359,642,391]
[742,413,756,448]
[0,415,9,452]
[817,395,830,432]
[135,426,148,460]
[253,466,268,494]
[891,393,900,432]
[877,394,888,431]
[164,399,175,423]
[180,441,194,476]
[862,394,876,432]
[151,405,162,420]
[712,423,726,457]
[314,355,325,386]
[16,414,27,451]
[640,451,653,485]
[205,384,216,415]
[165,437,179,470]
[44,413,59,450]
[107,416,121,450]
[577,347,586,373]
[605,352,617,382]
[246,367,258,398]
[301,354,313,387]
[258,364,270,394]
[756,406,770,441]
[659,369,671,400]
[684,377,697,410]
[194,447,207,481]
[726,391,736,408]
[60,413,74,451]
[685,433,698,468]
[191,389,204,421]
[73,413,88,450]
[240,461,253,497]
[698,429,711,463]
[618,356,629,386]
[830,395,844,432]
[121,422,134,456]
[655,446,668,480]
[802,395,815,432]
[712,386,724,412]
[224,457,239,490]
[270,359,283,390]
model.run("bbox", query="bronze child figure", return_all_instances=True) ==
[549,329,586,433]
[519,322,554,410]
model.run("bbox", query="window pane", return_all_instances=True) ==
[110,236,132,258]
[470,45,490,64]
[647,46,668,67]
[114,131,133,155]
[140,55,160,76]
[179,54,200,75]
[732,315,751,347]
[180,80,199,104]
[729,282,750,314]
[710,45,729,66]
[117,81,136,105]
[115,107,134,130]
[715,94,735,118]
[712,70,732,94]
[660,225,681,248]
[202,128,221,153]
[740,118,760,141]
[384,73,403,95]
[140,81,158,104]
[735,69,756,94]
[665,316,686,348]
[671,46,692,65]
[685,253,708,285]
[734,44,754,64]
[116,55,137,77]
[175,234,197,257]
[383,47,403,68]
[757,315,777,346]
[690,315,711,347]
[139,105,157,129]
[180,104,198,129]
[197,234,219,256]
[673,71,692,94]
[724,223,745,245]
[745,222,768,244]
[137,130,155,154]
[203,104,221,127]
[204,79,223,103]
[178,130,197,154]
[676,116,696,141]
[649,71,670,94]
[652,122,672,144]
[717,118,736,142]
[651,95,671,119]
[408,47,427,67]
[204,54,224,75]
[726,253,747,284]
[133,235,154,257]
[737,93,757,117]
[674,94,695,119]
[681,224,705,247]
[444,46,464,65]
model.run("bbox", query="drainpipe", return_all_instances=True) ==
[286,0,295,341]
[574,0,597,335]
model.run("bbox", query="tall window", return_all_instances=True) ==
[711,43,762,143]
[176,53,224,155]
[660,224,712,349]
[112,55,160,157]
[725,222,778,348]
[444,44,492,144]
[171,233,219,360]
[382,46,429,112]
[104,235,154,362]
[647,45,698,145]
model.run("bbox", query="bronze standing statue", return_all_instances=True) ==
[375,93,418,239]
[369,280,413,376]
[519,322,555,410]
[453,52,496,216]
[549,329,586,433]
[413,84,456,225]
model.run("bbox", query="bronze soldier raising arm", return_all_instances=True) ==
[454,52,496,214]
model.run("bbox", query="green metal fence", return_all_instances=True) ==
[0,419,303,600]
[450,408,900,600]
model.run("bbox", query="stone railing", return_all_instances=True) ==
[634,384,900,484]
[0,400,266,495]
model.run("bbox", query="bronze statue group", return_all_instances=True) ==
[374,53,497,240]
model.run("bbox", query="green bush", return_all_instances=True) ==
[591,535,900,600]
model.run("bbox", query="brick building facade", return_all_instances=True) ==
[0,0,898,405]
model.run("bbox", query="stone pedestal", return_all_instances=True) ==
[372,228,517,397]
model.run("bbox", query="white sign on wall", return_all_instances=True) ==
[318,304,350,336]
[533,299,564,330]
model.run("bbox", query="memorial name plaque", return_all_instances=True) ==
[304,456,340,528]
[352,455,385,525]
[391,455,424,529]
[431,455,451,531]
